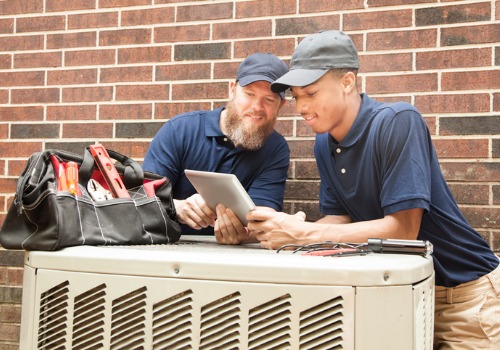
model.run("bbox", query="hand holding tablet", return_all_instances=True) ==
[184,170,256,226]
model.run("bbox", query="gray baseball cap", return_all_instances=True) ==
[271,30,359,93]
[237,53,289,99]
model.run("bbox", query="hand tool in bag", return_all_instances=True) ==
[89,144,130,198]
[66,161,79,195]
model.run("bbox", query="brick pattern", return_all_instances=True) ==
[0,0,499,347]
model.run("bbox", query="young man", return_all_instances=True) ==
[143,53,289,245]
[247,30,500,349]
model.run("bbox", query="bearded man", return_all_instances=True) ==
[143,53,289,244]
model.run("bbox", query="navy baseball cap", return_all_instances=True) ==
[236,53,289,99]
[271,30,359,93]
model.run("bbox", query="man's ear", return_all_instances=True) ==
[228,81,237,99]
[342,72,356,91]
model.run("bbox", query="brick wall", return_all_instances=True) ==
[0,0,499,347]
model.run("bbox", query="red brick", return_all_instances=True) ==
[99,0,151,8]
[0,305,22,323]
[276,15,341,36]
[360,53,412,73]
[0,18,14,34]
[416,48,491,70]
[285,180,320,200]
[0,90,7,103]
[65,49,115,66]
[116,84,170,101]
[0,323,20,342]
[48,68,98,85]
[0,124,7,139]
[155,102,212,119]
[0,106,43,122]
[367,0,435,6]
[14,52,62,68]
[172,82,228,101]
[441,24,499,46]
[345,10,412,31]
[177,2,232,21]
[213,20,272,40]
[440,162,499,182]
[0,71,44,87]
[11,123,60,139]
[100,104,153,120]
[0,35,44,52]
[63,122,113,138]
[6,268,23,286]
[122,7,174,26]
[460,207,499,229]
[99,28,151,46]
[47,105,97,121]
[68,12,118,29]
[234,38,296,59]
[16,15,65,33]
[213,61,240,81]
[0,142,42,158]
[101,66,152,83]
[415,94,490,114]
[46,0,95,12]
[0,0,43,15]
[288,139,315,158]
[424,117,437,135]
[62,86,113,102]
[11,88,59,104]
[433,139,489,159]
[295,160,320,179]
[296,119,316,137]
[155,25,210,43]
[118,46,171,64]
[47,31,97,49]
[95,141,150,158]
[366,73,437,94]
[416,3,491,26]
[237,0,295,18]
[275,119,294,137]
[448,184,489,205]
[442,70,499,91]
[494,93,500,112]
[367,29,437,51]
[175,43,230,61]
[306,0,366,12]
[0,54,11,69]
[156,63,211,82]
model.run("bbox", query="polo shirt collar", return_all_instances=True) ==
[329,93,377,149]
[205,106,226,137]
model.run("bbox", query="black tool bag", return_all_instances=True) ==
[0,147,181,250]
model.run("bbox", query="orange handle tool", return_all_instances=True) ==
[89,144,130,198]
[66,161,79,195]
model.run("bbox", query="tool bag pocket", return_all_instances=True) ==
[0,147,181,251]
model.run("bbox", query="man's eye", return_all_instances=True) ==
[307,91,317,97]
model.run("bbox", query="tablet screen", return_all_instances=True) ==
[184,170,256,225]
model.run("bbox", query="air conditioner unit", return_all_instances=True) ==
[20,236,434,350]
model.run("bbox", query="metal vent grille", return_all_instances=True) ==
[110,286,148,350]
[199,292,241,350]
[152,289,194,350]
[299,296,344,350]
[415,281,434,350]
[38,280,70,350]
[248,293,292,350]
[71,283,106,350]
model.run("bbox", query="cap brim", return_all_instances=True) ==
[238,75,285,99]
[270,69,328,93]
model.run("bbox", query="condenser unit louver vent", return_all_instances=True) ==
[248,294,292,349]
[20,237,435,349]
[38,280,70,350]
[152,289,194,350]
[72,283,106,350]
[299,296,344,350]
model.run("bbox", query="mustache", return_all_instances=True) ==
[243,109,266,118]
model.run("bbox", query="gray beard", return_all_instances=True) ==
[223,100,275,151]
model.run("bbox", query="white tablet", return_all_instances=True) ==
[184,169,256,226]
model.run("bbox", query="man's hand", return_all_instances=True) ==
[247,210,309,249]
[214,204,249,245]
[174,194,216,229]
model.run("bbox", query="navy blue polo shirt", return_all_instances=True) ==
[143,107,290,235]
[315,94,499,287]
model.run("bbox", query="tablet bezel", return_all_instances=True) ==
[184,169,256,226]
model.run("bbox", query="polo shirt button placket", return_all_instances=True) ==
[341,168,346,174]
